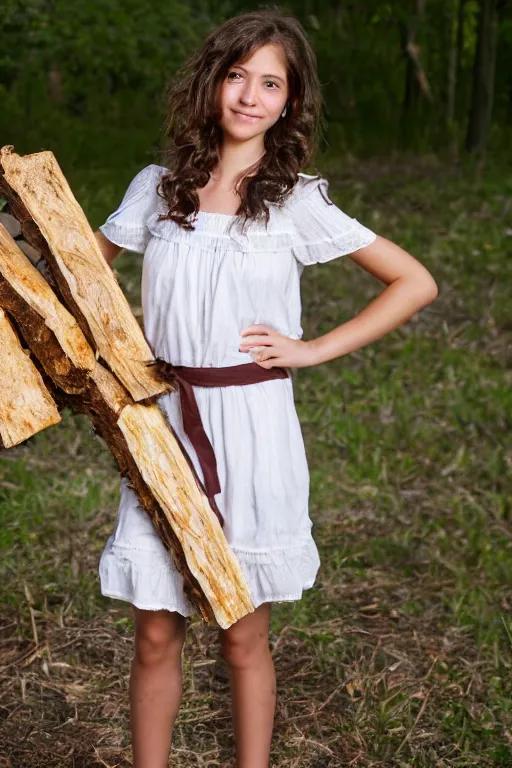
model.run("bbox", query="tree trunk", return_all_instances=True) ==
[455,0,467,116]
[446,1,459,125]
[465,0,499,153]
[400,0,432,141]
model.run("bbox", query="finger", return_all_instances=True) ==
[245,348,275,360]
[240,325,272,337]
[249,348,268,362]
[254,357,273,368]
[257,353,286,368]
[253,349,279,364]
[239,335,272,347]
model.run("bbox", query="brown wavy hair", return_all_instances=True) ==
[154,7,325,232]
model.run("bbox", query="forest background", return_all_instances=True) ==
[1,1,511,766]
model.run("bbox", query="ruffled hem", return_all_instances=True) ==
[98,164,160,254]
[290,223,377,265]
[98,536,321,618]
[99,166,377,261]
[146,208,294,254]
[144,173,377,261]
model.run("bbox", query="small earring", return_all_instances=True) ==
[281,105,287,118]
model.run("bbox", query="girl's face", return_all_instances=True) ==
[218,43,289,144]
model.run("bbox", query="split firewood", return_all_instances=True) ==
[0,145,166,402]
[0,307,61,448]
[55,365,254,628]
[67,385,255,628]
[0,218,254,628]
[0,222,96,393]
[0,211,54,284]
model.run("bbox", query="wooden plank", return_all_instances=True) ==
[0,221,95,392]
[0,145,168,402]
[119,403,254,624]
[0,307,61,448]
[0,218,254,627]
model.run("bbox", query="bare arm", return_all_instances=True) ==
[306,235,438,366]
[93,229,123,266]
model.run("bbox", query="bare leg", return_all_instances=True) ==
[130,606,187,768]
[219,602,276,768]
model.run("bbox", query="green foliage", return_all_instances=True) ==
[0,0,213,165]
[1,0,511,166]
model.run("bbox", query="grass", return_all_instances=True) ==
[1,152,511,767]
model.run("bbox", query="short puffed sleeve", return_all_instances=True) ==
[287,175,377,266]
[98,164,161,254]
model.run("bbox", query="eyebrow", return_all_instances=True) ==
[234,65,286,84]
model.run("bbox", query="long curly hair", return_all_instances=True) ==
[154,7,325,232]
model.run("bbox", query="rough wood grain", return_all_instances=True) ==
[0,217,254,628]
[0,222,95,392]
[0,145,167,402]
[0,307,61,448]
[119,403,254,623]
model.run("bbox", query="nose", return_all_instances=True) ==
[240,77,258,105]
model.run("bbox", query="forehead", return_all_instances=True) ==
[235,43,287,76]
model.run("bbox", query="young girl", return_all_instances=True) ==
[94,8,437,768]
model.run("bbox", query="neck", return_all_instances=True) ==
[213,136,266,186]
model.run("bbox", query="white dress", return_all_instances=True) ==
[98,163,377,617]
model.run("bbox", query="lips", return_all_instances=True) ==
[232,110,262,121]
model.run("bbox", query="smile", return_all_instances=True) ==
[232,110,262,122]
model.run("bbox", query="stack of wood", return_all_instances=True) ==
[0,146,254,629]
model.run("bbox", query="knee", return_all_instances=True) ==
[134,610,186,667]
[219,631,269,669]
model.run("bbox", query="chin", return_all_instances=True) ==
[222,124,266,141]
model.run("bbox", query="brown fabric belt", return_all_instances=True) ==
[154,360,291,529]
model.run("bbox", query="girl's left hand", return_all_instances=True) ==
[239,324,315,369]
